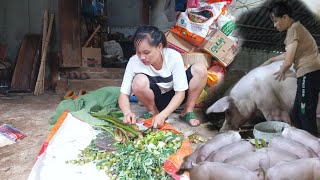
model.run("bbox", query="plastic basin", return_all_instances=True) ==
[253,121,291,143]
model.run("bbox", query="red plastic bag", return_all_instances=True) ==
[0,124,26,147]
[0,124,26,142]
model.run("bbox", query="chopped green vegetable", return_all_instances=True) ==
[67,130,183,179]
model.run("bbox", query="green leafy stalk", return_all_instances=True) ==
[91,113,140,136]
[116,126,130,141]
[95,125,115,137]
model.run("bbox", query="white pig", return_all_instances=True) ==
[224,151,267,172]
[190,161,261,180]
[266,158,320,180]
[204,140,254,162]
[282,127,320,156]
[177,131,241,174]
[195,131,241,162]
[256,147,299,169]
[206,61,320,131]
[269,136,318,158]
[177,143,205,173]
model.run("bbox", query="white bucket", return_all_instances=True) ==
[253,121,291,143]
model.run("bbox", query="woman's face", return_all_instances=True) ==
[136,39,162,66]
[271,13,289,32]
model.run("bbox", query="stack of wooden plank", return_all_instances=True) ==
[10,34,41,92]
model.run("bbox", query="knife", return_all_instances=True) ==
[130,117,155,141]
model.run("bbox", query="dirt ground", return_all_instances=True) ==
[0,93,218,180]
[0,93,61,180]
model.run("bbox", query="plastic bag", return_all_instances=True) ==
[196,89,208,104]
[103,40,124,60]
[187,0,200,8]
[171,2,227,47]
[216,13,237,36]
[0,124,26,147]
[207,61,226,87]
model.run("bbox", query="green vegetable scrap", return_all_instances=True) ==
[65,140,106,165]
[249,139,268,149]
[67,130,184,180]
[188,133,206,144]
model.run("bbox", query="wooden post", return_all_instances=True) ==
[141,0,149,24]
[34,13,54,95]
[42,10,48,53]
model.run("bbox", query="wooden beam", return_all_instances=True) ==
[141,0,149,24]
[59,0,81,67]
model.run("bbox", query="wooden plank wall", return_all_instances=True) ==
[10,34,41,92]
[59,0,81,67]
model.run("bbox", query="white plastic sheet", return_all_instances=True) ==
[28,113,108,180]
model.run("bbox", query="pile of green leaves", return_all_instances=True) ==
[67,130,183,180]
[102,130,183,179]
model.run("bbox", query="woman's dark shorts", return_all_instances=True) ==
[145,66,193,111]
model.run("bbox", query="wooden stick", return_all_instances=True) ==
[83,25,101,47]
[42,9,48,53]
[38,9,48,94]
[34,13,54,95]
[34,10,47,95]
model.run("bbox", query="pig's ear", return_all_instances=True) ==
[206,96,230,113]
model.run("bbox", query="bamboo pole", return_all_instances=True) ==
[83,25,101,47]
[39,10,48,94]
[42,10,48,53]
[34,13,54,95]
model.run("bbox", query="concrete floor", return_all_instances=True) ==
[0,93,218,180]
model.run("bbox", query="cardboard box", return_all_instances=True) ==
[201,29,239,67]
[165,31,200,53]
[181,53,212,69]
[82,47,101,67]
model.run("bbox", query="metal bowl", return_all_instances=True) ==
[253,121,291,143]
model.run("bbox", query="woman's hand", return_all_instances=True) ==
[274,41,297,81]
[152,114,166,128]
[123,112,136,124]
[274,66,287,81]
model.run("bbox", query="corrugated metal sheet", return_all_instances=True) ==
[234,0,320,52]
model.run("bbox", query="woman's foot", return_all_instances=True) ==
[179,112,200,127]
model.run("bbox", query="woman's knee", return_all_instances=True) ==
[132,74,149,93]
[191,63,207,78]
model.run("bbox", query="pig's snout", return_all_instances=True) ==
[180,160,194,169]
[177,160,194,175]
[176,169,186,175]
[220,120,233,132]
